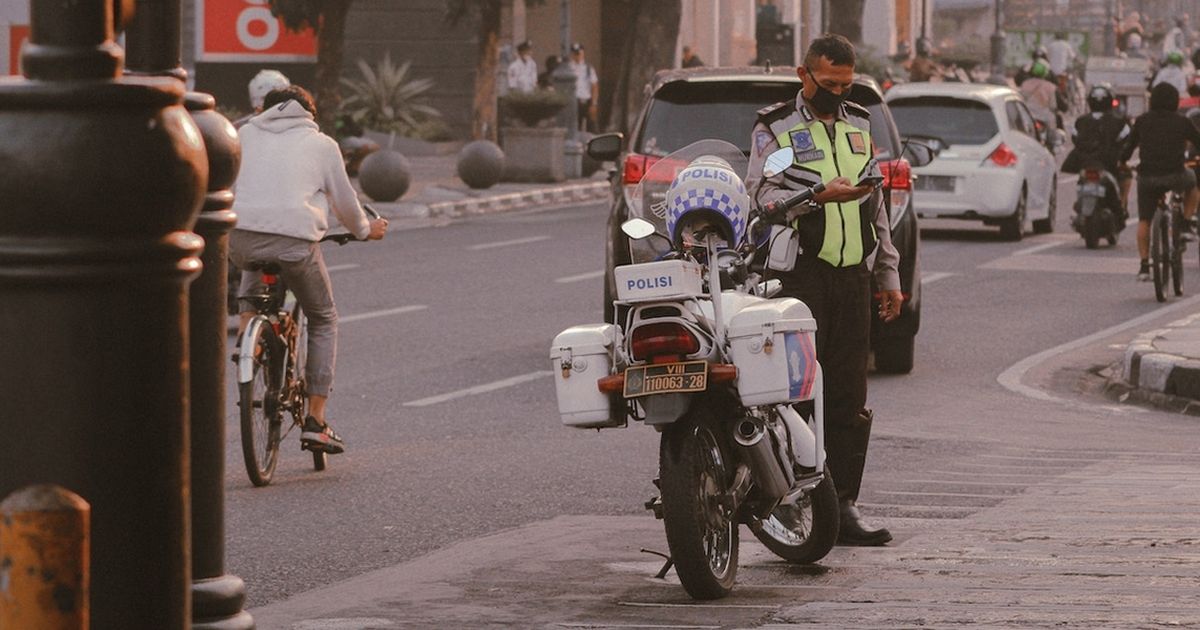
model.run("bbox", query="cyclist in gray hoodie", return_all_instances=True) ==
[230,85,388,454]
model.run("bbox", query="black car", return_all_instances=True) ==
[588,66,924,373]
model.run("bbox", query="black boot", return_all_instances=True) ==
[828,409,891,546]
[838,499,892,546]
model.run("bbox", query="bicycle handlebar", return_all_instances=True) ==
[320,203,383,245]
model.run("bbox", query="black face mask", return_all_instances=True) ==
[805,68,848,115]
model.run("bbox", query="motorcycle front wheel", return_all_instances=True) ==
[660,416,739,600]
[751,465,839,564]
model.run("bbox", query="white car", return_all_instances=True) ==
[885,82,1058,241]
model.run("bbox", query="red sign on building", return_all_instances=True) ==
[197,0,316,62]
[9,25,29,75]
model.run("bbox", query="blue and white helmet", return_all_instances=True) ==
[665,155,749,248]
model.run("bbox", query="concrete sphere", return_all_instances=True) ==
[457,140,506,189]
[359,149,411,202]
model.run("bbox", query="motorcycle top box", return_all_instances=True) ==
[550,323,623,428]
[614,260,705,303]
[727,298,819,407]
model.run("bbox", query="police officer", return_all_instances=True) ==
[745,34,902,547]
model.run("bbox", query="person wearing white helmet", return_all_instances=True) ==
[233,69,291,128]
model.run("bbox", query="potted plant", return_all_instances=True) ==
[500,89,571,182]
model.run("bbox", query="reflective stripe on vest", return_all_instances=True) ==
[775,119,873,266]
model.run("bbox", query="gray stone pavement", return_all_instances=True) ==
[1115,310,1200,413]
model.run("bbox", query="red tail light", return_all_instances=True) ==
[631,322,700,361]
[1083,169,1102,182]
[622,153,658,185]
[987,142,1018,167]
[262,273,278,285]
[881,158,912,191]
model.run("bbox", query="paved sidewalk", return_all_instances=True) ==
[352,140,610,226]
[1114,310,1200,413]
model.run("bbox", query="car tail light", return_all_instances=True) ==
[881,158,912,191]
[1083,169,1102,182]
[622,153,659,185]
[630,322,700,361]
[986,142,1018,167]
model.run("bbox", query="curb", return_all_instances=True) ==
[1120,311,1200,402]
[427,181,610,219]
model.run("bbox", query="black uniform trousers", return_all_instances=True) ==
[773,255,874,502]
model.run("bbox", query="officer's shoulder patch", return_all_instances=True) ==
[843,100,871,120]
[757,100,794,124]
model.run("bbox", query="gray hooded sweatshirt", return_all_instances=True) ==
[232,100,370,241]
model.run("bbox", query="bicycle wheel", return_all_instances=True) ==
[239,322,283,487]
[1172,211,1185,297]
[1151,207,1168,303]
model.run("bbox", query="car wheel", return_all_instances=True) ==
[874,335,914,374]
[1000,186,1027,242]
[1032,176,1056,234]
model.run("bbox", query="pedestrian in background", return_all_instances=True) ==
[907,37,939,82]
[681,45,705,68]
[568,42,599,132]
[507,40,537,94]
[234,69,290,128]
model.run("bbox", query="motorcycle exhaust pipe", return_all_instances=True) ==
[733,418,792,502]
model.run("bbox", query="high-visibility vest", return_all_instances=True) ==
[760,100,879,267]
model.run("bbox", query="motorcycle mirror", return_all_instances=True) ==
[762,148,793,179]
[621,218,657,240]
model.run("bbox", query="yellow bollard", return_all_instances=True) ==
[0,484,90,630]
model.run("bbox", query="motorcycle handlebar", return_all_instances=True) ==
[761,182,826,220]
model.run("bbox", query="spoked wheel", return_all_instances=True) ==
[1172,224,1185,297]
[751,466,839,564]
[660,417,739,600]
[1151,209,1169,302]
[239,326,283,487]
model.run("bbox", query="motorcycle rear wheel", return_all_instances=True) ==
[660,416,739,600]
[751,466,839,564]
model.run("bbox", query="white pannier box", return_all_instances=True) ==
[727,298,819,406]
[550,323,622,428]
[614,260,704,302]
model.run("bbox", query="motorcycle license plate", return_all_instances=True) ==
[623,361,708,398]
[1080,183,1104,195]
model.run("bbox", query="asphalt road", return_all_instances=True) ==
[225,174,1200,624]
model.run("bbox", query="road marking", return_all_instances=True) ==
[558,625,719,629]
[921,271,955,285]
[998,293,1200,405]
[467,235,551,250]
[1011,240,1066,256]
[618,602,779,610]
[875,490,1012,498]
[980,254,1134,275]
[341,305,428,324]
[326,263,360,273]
[403,370,553,407]
[556,270,605,283]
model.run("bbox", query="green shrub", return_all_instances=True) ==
[339,52,441,136]
[502,89,570,126]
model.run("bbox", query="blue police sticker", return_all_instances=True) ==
[754,130,775,155]
[790,129,816,152]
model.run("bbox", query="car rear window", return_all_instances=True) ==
[887,96,999,146]
[636,81,799,156]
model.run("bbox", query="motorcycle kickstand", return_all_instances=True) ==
[640,548,674,579]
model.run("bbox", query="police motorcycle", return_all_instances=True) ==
[551,140,839,600]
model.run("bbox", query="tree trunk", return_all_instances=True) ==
[314,0,352,133]
[827,0,865,43]
[472,0,501,141]
[603,0,680,136]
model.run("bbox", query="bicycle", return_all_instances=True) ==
[1149,190,1185,303]
[233,207,378,486]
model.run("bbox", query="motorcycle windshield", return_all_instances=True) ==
[628,139,748,264]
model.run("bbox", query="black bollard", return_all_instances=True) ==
[124,1,252,627]
[0,1,207,628]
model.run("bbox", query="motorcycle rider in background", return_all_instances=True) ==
[1063,84,1132,222]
